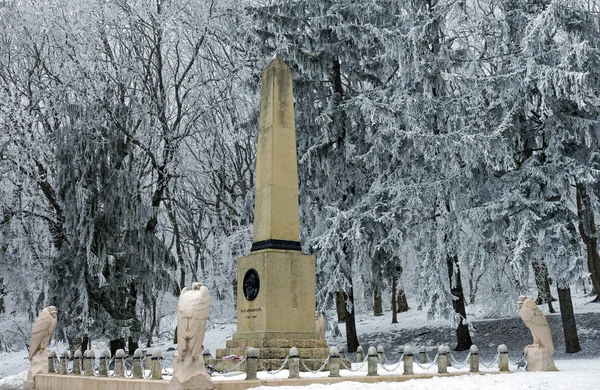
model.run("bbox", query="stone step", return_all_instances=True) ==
[208,357,342,373]
[216,346,329,360]
[225,338,327,349]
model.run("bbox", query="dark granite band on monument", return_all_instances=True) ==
[251,239,302,252]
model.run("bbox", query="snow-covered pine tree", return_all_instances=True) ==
[507,0,600,351]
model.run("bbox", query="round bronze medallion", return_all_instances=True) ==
[243,268,260,301]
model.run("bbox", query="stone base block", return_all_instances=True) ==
[212,337,348,373]
[524,346,558,372]
[168,373,214,390]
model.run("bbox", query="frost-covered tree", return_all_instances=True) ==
[0,0,253,345]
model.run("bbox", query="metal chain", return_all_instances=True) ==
[105,357,112,376]
[414,353,439,371]
[448,352,471,369]
[339,355,368,372]
[160,358,174,376]
[257,355,290,375]
[480,352,499,369]
[52,357,60,373]
[299,356,329,374]
[382,352,402,365]
[213,356,248,374]
[508,354,527,369]
[379,355,404,373]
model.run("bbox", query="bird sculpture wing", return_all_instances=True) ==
[29,307,57,360]
[177,285,210,358]
[176,286,190,353]
[519,298,554,354]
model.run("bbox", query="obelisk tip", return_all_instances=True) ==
[267,53,290,70]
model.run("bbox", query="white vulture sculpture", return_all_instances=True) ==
[176,282,210,359]
[518,296,554,354]
[28,306,58,360]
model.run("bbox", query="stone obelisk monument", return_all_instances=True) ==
[216,55,326,369]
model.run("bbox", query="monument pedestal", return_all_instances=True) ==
[214,249,328,370]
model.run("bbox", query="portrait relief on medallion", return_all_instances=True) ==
[243,269,260,301]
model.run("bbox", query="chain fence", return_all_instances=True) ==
[448,352,471,370]
[414,353,439,371]
[299,356,329,374]
[45,343,526,382]
[508,353,527,369]
[339,353,368,372]
[480,352,500,369]
[379,357,403,373]
[257,355,290,375]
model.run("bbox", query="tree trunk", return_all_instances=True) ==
[81,334,89,353]
[576,184,600,302]
[447,255,473,351]
[127,336,139,355]
[336,291,346,323]
[344,287,360,353]
[373,287,383,316]
[557,285,581,353]
[533,261,556,312]
[391,276,398,324]
[146,297,157,347]
[165,188,185,290]
[0,278,5,314]
[397,289,409,313]
[110,338,125,359]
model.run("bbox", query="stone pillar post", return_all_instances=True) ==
[288,347,300,379]
[403,346,413,375]
[132,348,143,379]
[377,346,384,363]
[98,350,109,377]
[48,350,56,374]
[59,351,68,375]
[145,350,153,372]
[151,348,162,380]
[114,349,125,377]
[72,350,82,375]
[445,345,452,367]
[83,350,95,376]
[202,349,212,362]
[245,348,257,380]
[329,347,340,377]
[367,346,378,376]
[498,344,509,372]
[469,345,479,372]
[356,346,363,362]
[437,346,448,374]
[419,346,427,364]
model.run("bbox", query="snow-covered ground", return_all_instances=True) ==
[1,293,599,389]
